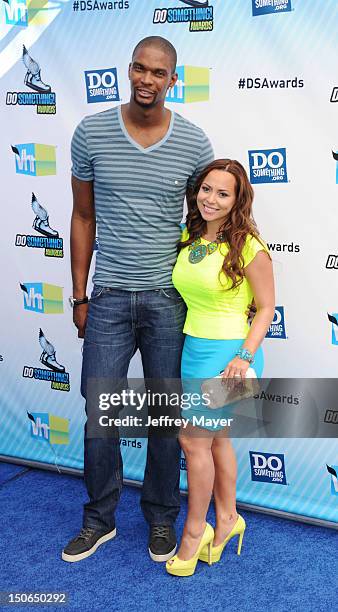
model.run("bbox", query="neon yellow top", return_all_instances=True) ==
[172,228,269,340]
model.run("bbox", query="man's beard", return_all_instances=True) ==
[133,90,158,109]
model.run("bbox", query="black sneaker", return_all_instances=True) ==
[62,526,116,563]
[148,525,177,562]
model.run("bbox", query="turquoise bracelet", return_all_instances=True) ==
[236,347,255,364]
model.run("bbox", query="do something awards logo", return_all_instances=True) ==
[153,0,215,32]
[266,306,287,339]
[166,65,209,103]
[249,452,287,485]
[324,410,338,424]
[248,148,288,184]
[84,68,120,104]
[6,46,56,115]
[326,254,338,269]
[252,0,292,17]
[22,329,70,392]
[15,193,63,259]
[180,451,187,471]
[330,88,338,103]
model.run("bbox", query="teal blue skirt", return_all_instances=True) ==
[181,336,264,431]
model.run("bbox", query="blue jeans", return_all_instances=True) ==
[81,286,186,531]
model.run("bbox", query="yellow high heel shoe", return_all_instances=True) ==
[199,514,246,563]
[166,523,214,577]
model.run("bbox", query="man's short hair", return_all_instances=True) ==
[132,37,177,74]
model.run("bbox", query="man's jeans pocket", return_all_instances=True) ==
[90,285,106,301]
[159,287,184,302]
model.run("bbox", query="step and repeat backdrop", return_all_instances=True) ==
[0,0,337,523]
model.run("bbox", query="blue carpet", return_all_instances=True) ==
[0,461,29,485]
[0,462,337,612]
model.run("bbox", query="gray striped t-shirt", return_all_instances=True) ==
[71,106,214,290]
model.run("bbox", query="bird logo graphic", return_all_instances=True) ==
[326,464,338,495]
[39,328,65,373]
[31,192,59,238]
[327,313,338,345]
[22,45,51,94]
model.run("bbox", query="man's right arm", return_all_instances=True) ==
[70,176,95,338]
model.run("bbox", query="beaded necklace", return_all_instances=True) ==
[188,237,219,264]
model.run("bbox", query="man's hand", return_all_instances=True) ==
[73,303,89,338]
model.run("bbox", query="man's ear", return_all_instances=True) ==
[168,72,178,91]
[128,62,132,79]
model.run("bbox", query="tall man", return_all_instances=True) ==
[63,37,214,563]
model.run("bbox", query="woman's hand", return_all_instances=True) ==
[222,357,250,380]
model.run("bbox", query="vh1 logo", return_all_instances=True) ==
[20,283,63,314]
[11,143,56,176]
[4,0,49,27]
[166,66,210,104]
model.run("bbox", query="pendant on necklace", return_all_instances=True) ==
[188,238,219,264]
[188,244,207,264]
[207,241,218,255]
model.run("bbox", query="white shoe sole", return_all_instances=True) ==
[62,528,117,563]
[148,544,177,563]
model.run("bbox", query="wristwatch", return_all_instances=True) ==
[69,296,89,308]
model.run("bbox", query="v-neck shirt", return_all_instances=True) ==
[117,106,175,153]
[71,106,214,289]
